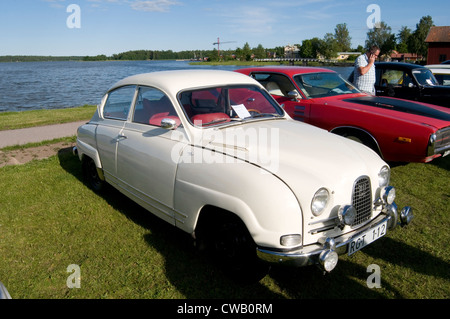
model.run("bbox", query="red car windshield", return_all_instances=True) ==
[294,72,360,98]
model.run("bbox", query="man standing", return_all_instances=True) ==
[353,46,380,95]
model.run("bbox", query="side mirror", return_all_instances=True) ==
[161,118,178,130]
[288,91,299,101]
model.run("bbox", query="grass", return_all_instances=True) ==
[0,147,449,299]
[0,107,448,300]
[0,105,96,131]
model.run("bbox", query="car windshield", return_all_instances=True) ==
[178,85,284,127]
[412,69,439,86]
[293,72,360,98]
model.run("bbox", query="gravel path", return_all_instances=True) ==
[0,121,86,148]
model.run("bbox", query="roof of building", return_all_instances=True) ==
[425,26,450,43]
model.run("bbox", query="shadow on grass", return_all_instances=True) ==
[58,148,411,299]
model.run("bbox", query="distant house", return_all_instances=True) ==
[336,52,360,61]
[425,26,450,64]
[284,44,299,59]
[390,50,423,62]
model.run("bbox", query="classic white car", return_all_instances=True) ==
[74,70,413,279]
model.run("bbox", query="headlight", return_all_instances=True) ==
[311,188,329,216]
[381,186,396,204]
[338,205,356,226]
[378,165,390,187]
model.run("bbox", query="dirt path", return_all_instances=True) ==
[0,141,76,168]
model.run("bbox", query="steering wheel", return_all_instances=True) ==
[247,109,261,116]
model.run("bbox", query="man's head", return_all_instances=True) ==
[367,46,380,58]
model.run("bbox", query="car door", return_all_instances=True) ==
[96,85,136,179]
[376,68,419,100]
[115,86,186,225]
[250,72,311,122]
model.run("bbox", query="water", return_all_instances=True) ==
[0,60,353,112]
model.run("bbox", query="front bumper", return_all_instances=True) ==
[256,204,413,271]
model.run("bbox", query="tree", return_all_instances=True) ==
[365,21,396,58]
[253,44,266,59]
[299,37,322,59]
[397,26,412,53]
[319,33,338,59]
[408,15,434,58]
[334,23,352,52]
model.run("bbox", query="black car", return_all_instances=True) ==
[350,62,450,108]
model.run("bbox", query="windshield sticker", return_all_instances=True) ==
[232,104,252,119]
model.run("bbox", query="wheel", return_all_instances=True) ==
[196,212,269,282]
[82,157,104,192]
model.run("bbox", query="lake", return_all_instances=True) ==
[0,60,353,112]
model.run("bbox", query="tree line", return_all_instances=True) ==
[1,15,434,63]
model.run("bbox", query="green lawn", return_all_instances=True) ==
[0,146,449,299]
[0,105,96,131]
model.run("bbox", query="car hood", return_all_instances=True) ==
[202,119,385,201]
[341,95,450,122]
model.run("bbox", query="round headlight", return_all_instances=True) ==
[311,188,330,216]
[381,186,396,204]
[338,205,356,226]
[319,250,338,272]
[378,165,390,187]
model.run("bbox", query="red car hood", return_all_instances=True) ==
[330,94,450,129]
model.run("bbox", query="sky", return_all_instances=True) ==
[0,0,449,56]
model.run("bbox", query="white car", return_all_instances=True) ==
[426,64,450,86]
[74,70,413,279]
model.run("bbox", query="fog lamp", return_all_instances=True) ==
[319,250,338,272]
[381,186,396,204]
[338,205,356,226]
[280,234,302,247]
[400,206,414,227]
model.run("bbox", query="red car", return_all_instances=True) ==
[236,67,450,163]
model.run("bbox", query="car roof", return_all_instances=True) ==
[109,69,262,95]
[239,66,335,76]
[375,62,426,70]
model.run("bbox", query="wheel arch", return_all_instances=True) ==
[331,126,383,158]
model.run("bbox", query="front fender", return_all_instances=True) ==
[173,157,303,250]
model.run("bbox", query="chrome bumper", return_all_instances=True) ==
[257,204,413,271]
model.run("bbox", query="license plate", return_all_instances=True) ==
[443,150,450,158]
[348,221,387,255]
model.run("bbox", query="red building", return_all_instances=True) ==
[426,26,450,64]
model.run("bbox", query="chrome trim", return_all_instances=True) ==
[257,213,391,267]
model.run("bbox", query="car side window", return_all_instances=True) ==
[251,73,300,98]
[103,85,136,120]
[133,86,180,127]
[380,69,407,87]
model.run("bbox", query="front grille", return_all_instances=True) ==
[351,176,372,226]
[434,127,450,154]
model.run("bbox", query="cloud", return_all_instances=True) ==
[220,6,277,36]
[129,0,182,12]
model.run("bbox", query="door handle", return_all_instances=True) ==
[116,133,127,141]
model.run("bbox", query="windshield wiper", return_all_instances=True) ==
[250,113,282,119]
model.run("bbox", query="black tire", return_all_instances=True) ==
[82,157,104,192]
[196,212,269,282]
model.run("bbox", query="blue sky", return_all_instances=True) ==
[1,0,449,56]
